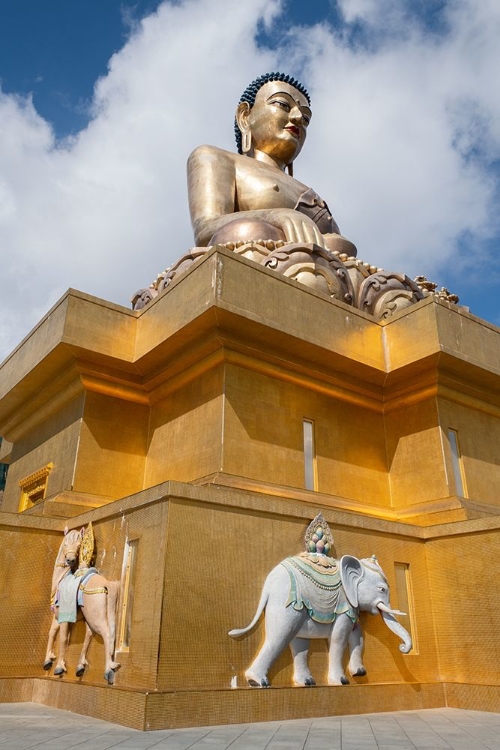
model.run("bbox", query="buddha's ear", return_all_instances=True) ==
[236,101,251,136]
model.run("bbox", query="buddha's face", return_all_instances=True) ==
[240,81,312,167]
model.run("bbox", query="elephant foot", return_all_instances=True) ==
[293,675,316,687]
[43,659,53,671]
[53,666,65,676]
[247,677,270,688]
[341,676,350,685]
[351,667,367,677]
[76,665,86,677]
[245,670,270,688]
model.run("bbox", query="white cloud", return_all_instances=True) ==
[0,0,279,358]
[1,0,500,360]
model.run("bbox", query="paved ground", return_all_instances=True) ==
[2,704,500,750]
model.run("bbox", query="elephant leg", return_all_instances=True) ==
[290,637,315,686]
[246,607,304,688]
[328,614,354,685]
[54,622,70,675]
[76,623,93,677]
[245,640,281,687]
[348,622,366,677]
[43,614,60,669]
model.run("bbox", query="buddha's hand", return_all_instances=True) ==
[269,208,327,248]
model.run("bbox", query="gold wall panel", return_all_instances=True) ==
[223,364,390,506]
[383,301,441,372]
[30,679,147,729]
[0,678,445,730]
[426,528,500,686]
[73,392,148,499]
[63,293,137,362]
[445,683,500,713]
[134,255,219,361]
[0,297,72,404]
[438,399,500,507]
[144,363,224,487]
[144,682,445,730]
[385,397,449,508]
[215,251,385,373]
[0,678,36,704]
[436,305,500,376]
[0,523,60,676]
[2,394,84,512]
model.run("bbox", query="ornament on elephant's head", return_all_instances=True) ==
[303,513,335,561]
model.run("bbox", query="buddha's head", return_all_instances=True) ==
[235,72,311,172]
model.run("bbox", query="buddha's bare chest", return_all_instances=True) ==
[235,164,305,211]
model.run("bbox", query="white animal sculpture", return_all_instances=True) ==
[229,518,412,687]
[43,525,120,684]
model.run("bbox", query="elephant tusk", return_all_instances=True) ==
[377,602,407,617]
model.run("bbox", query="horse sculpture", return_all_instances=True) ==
[43,524,121,684]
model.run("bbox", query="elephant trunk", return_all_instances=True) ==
[378,607,412,654]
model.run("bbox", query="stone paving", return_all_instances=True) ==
[2,704,500,750]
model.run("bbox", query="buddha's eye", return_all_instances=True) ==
[272,99,290,111]
[302,114,310,126]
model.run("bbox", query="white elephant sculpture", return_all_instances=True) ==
[229,540,412,687]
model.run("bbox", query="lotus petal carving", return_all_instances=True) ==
[264,243,354,305]
[132,241,459,320]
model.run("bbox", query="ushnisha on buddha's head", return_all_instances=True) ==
[235,72,312,174]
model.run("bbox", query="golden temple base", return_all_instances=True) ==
[0,677,445,730]
[2,480,500,728]
[3,248,500,728]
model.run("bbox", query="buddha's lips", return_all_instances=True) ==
[285,125,300,139]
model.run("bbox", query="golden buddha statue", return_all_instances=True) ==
[187,72,357,256]
[133,73,440,318]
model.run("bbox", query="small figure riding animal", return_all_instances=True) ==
[43,524,120,684]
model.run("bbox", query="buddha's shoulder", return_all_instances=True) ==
[188,144,237,166]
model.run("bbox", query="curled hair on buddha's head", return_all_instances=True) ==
[234,72,311,154]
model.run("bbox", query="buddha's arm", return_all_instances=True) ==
[188,146,238,246]
[187,146,326,247]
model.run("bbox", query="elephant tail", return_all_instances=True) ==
[228,585,269,639]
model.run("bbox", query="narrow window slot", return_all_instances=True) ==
[303,419,317,491]
[119,539,139,651]
[394,562,418,654]
[448,428,467,497]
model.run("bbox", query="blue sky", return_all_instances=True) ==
[0,0,499,359]
[0,1,452,136]
[0,1,161,137]
[0,0,341,138]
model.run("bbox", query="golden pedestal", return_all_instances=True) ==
[1,247,500,728]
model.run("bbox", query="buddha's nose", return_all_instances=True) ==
[289,107,305,127]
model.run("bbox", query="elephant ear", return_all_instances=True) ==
[340,555,364,608]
